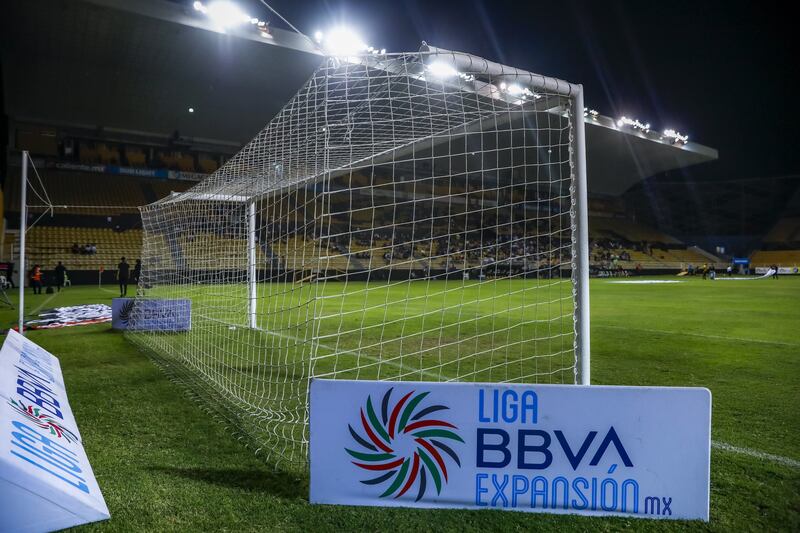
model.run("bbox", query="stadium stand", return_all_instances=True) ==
[18,226,142,274]
[2,161,726,282]
[2,164,197,283]
[198,156,220,174]
[4,170,192,215]
[159,151,196,172]
[749,187,800,267]
[759,216,800,246]
[750,216,800,267]
[123,146,148,167]
[589,216,680,244]
[750,249,800,266]
[588,215,710,272]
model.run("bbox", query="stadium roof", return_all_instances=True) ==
[2,0,717,196]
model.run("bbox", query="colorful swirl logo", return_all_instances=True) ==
[346,388,463,501]
[8,398,79,443]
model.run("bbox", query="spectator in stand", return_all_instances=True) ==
[84,244,91,255]
[132,259,142,285]
[30,265,42,294]
[72,243,80,254]
[117,257,130,297]
[90,243,98,255]
[54,261,67,292]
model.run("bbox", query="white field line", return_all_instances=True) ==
[597,324,799,348]
[264,330,800,469]
[712,441,800,469]
[28,291,60,315]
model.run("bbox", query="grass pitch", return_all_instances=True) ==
[0,276,798,531]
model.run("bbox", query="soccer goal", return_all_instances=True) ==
[127,46,589,468]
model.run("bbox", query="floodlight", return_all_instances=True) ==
[322,27,367,56]
[206,1,250,29]
[506,83,524,95]
[314,31,323,42]
[188,107,195,113]
[427,61,458,78]
[663,129,689,143]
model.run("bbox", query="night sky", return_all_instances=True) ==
[264,0,796,182]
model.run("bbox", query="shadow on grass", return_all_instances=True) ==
[149,466,308,499]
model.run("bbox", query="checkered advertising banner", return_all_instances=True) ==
[310,380,711,521]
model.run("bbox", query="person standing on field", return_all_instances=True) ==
[132,259,142,285]
[117,257,130,297]
[54,261,67,291]
[30,265,43,294]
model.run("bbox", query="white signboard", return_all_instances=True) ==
[310,380,711,521]
[0,330,110,532]
[755,266,798,275]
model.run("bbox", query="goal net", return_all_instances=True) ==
[128,47,588,468]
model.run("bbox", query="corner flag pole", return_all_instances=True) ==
[18,151,28,335]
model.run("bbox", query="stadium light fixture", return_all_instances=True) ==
[206,1,250,29]
[506,83,524,95]
[427,61,459,78]
[617,116,651,133]
[194,1,265,32]
[496,82,538,102]
[663,129,689,144]
[188,107,195,113]
[314,31,323,43]
[320,26,368,56]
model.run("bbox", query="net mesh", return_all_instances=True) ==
[128,51,580,468]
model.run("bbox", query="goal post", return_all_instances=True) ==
[128,47,590,467]
[572,83,590,386]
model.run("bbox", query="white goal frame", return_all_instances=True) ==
[129,46,591,467]
[223,47,591,384]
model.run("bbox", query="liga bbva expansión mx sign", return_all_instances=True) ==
[310,380,711,521]
[0,330,109,532]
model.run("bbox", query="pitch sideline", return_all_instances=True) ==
[597,323,799,347]
[712,441,800,469]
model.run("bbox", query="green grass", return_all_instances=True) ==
[0,277,798,531]
[130,277,578,467]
